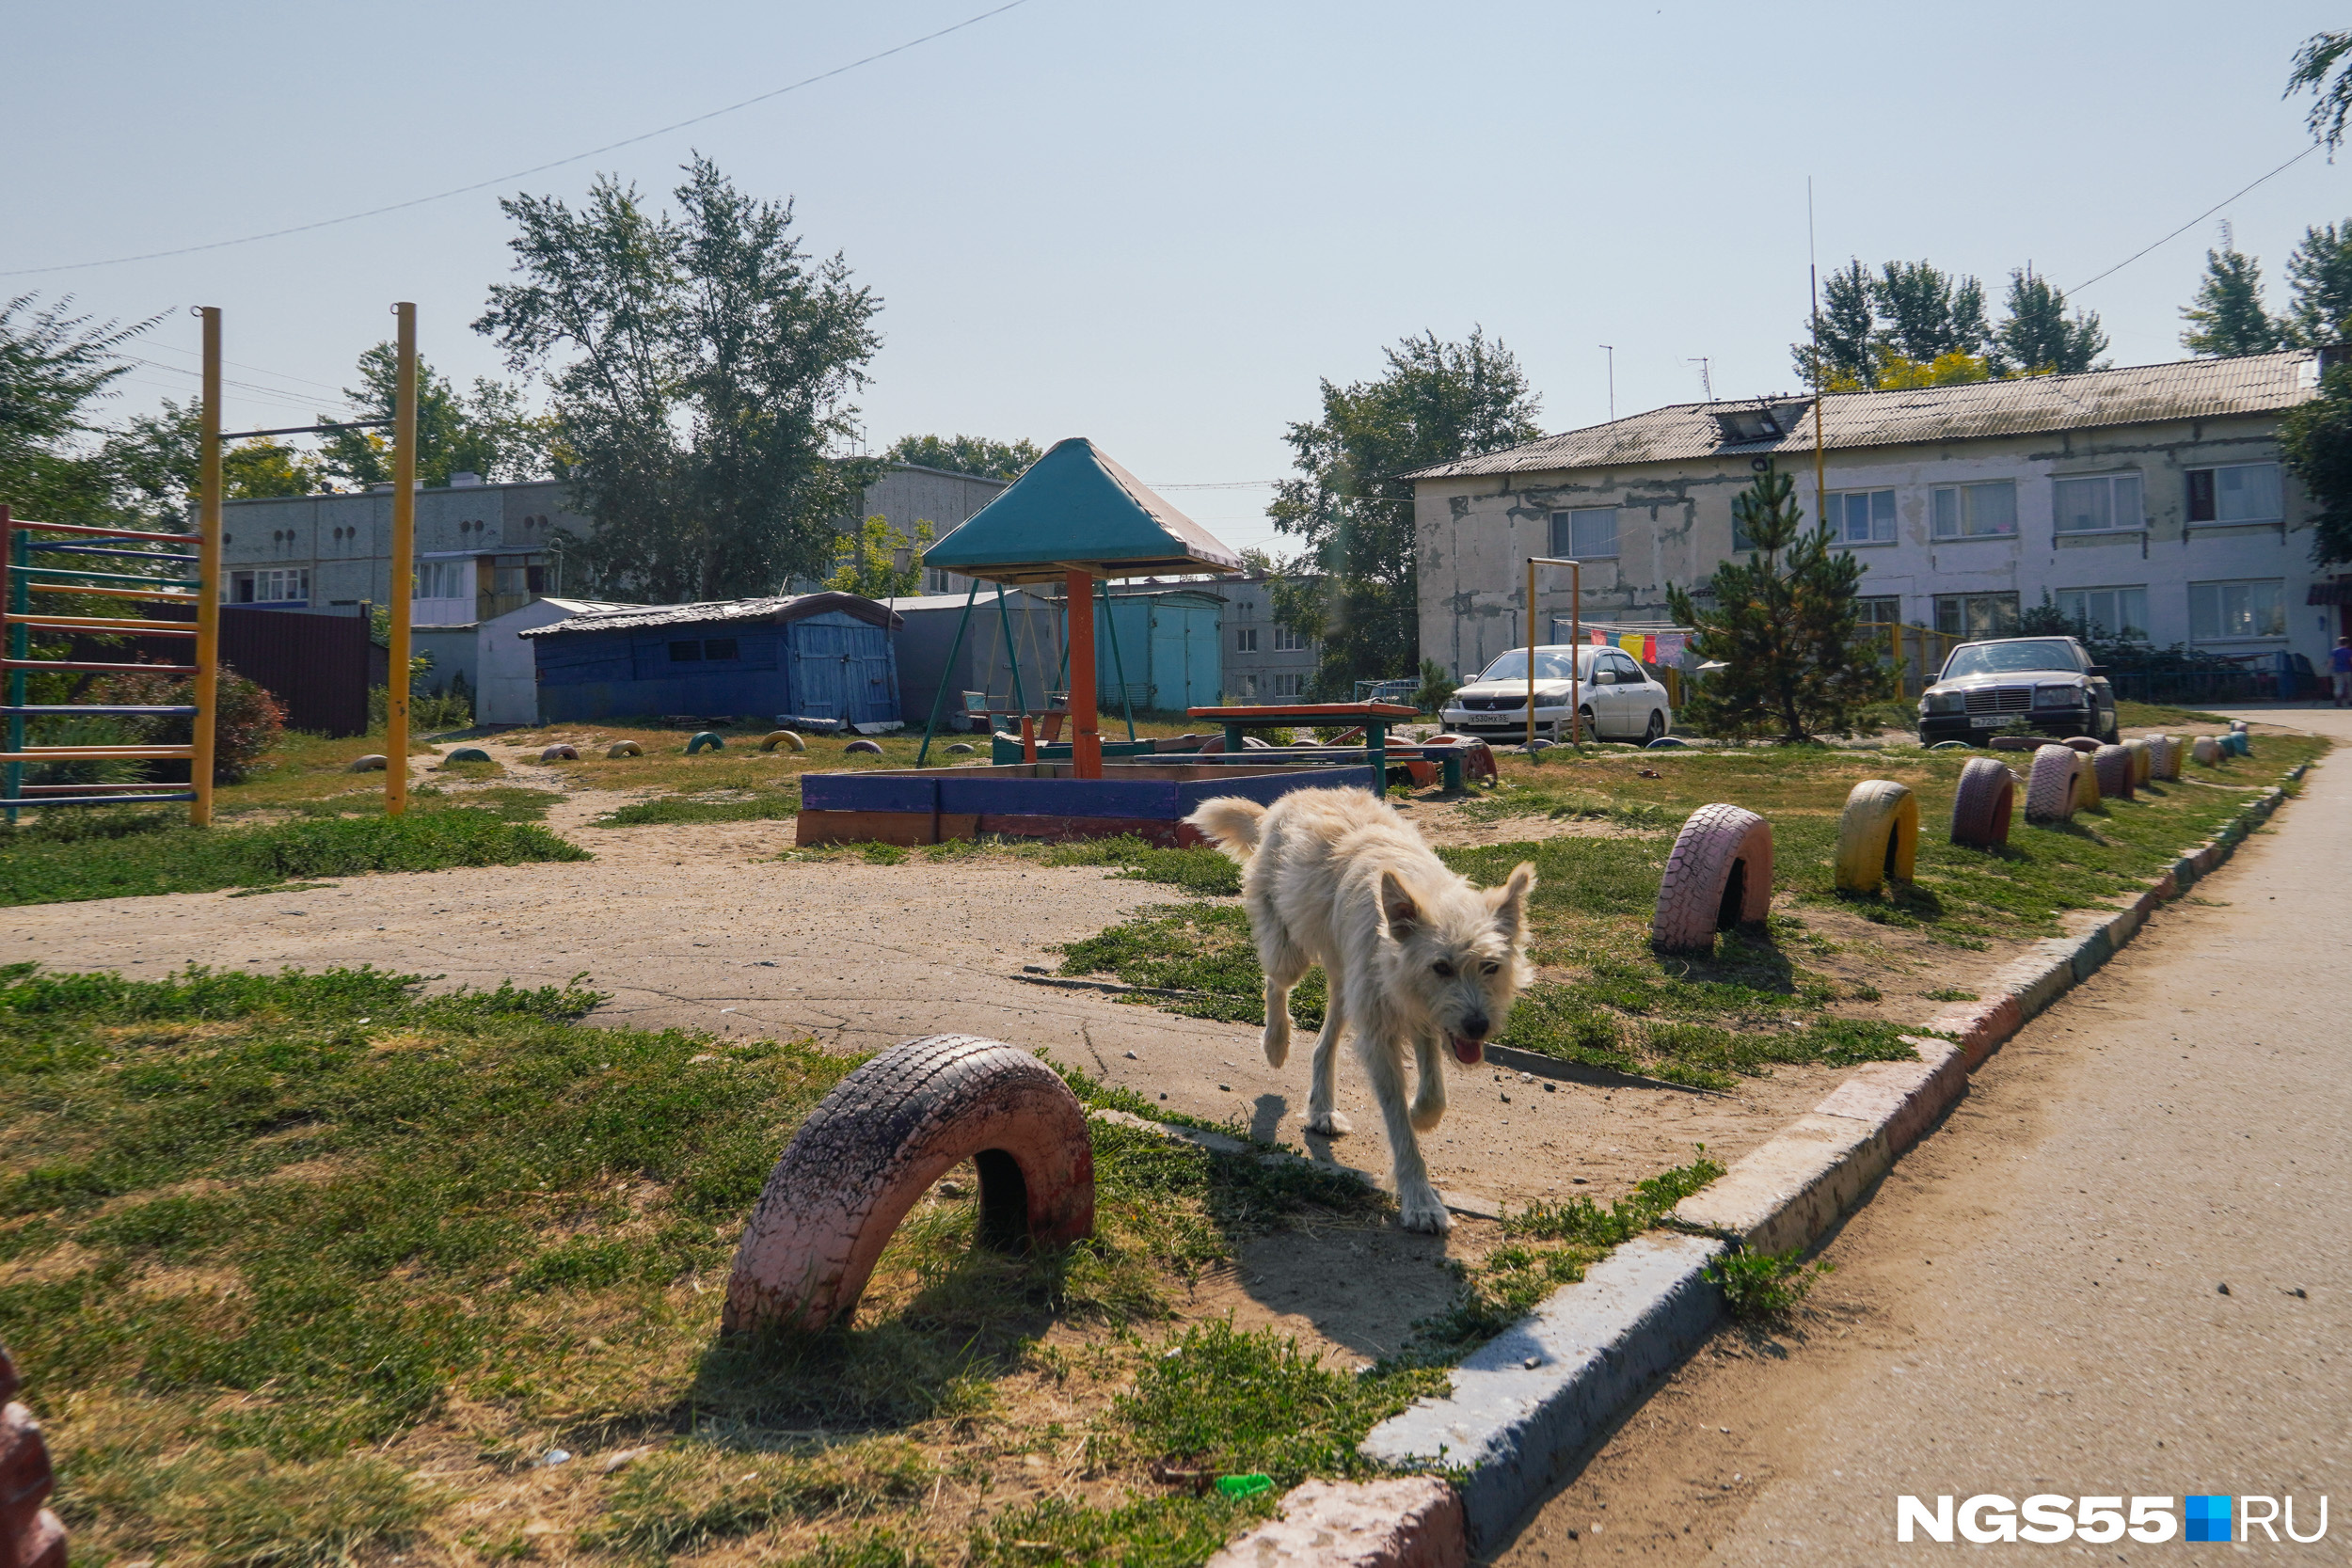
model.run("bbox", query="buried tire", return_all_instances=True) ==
[2024,744,2080,822]
[1949,756,2016,849]
[1651,803,1772,953]
[2093,743,2135,801]
[0,1349,68,1568]
[723,1035,1095,1336]
[2123,736,2152,785]
[2074,747,2103,808]
[1835,780,1919,895]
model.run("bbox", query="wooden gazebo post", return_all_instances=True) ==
[1066,568,1101,777]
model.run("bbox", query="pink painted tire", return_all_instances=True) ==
[1651,803,1772,954]
[1949,756,2015,850]
[723,1035,1095,1335]
[2093,743,2135,801]
[2024,744,2079,823]
[0,1350,68,1568]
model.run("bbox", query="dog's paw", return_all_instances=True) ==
[1406,1100,1445,1134]
[1303,1109,1352,1136]
[1397,1186,1452,1235]
[1262,1024,1290,1069]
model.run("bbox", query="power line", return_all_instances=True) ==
[1,0,1034,277]
[2069,143,2324,294]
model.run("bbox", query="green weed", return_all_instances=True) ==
[1705,1247,1835,1323]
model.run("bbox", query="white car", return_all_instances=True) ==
[1439,644,1674,744]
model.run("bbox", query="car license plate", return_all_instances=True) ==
[1968,714,2007,728]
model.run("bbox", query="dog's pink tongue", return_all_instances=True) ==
[1451,1035,1483,1065]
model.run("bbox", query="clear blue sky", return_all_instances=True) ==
[7,1,2345,554]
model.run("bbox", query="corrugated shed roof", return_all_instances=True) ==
[518,591,900,638]
[1406,351,2319,480]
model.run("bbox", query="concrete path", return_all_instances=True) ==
[1494,706,2351,1564]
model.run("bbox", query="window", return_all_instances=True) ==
[1855,594,1901,626]
[1829,488,1897,545]
[413,560,470,599]
[2185,462,2282,525]
[1551,507,1618,559]
[1272,624,1310,652]
[226,568,309,605]
[1235,626,1258,653]
[2053,472,2144,533]
[2188,578,2286,641]
[1270,672,1307,698]
[669,640,704,662]
[703,637,739,661]
[1931,480,2018,539]
[1933,592,2020,639]
[2053,586,2148,641]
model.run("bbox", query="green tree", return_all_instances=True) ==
[0,293,150,523]
[475,156,882,602]
[1268,328,1542,696]
[103,399,323,527]
[2284,221,2352,344]
[317,344,553,488]
[1791,260,1880,388]
[2288,30,2352,150]
[1665,466,1890,742]
[1992,266,2108,375]
[824,515,933,597]
[883,433,1041,482]
[2279,362,2352,566]
[1873,260,1991,363]
[2180,246,2286,356]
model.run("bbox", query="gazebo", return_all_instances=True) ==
[917,437,1243,777]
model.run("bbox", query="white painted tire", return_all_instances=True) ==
[2024,744,2080,823]
[2093,743,2135,801]
[1835,780,1918,895]
[2191,736,2223,766]
[1651,803,1773,953]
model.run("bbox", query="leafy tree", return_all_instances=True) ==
[1992,266,2108,375]
[317,344,553,489]
[1873,261,1990,363]
[2180,246,2287,356]
[2279,362,2352,566]
[2284,221,2352,344]
[1791,261,1880,388]
[475,156,882,602]
[824,515,933,598]
[2288,30,2352,150]
[883,433,1041,482]
[1871,350,1994,390]
[1665,466,1890,742]
[0,293,150,522]
[103,399,323,527]
[1269,328,1542,695]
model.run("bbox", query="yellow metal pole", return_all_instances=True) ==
[387,303,418,815]
[1525,557,1535,751]
[1889,619,1904,696]
[191,308,223,826]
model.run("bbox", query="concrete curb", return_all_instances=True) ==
[1324,760,2311,1560]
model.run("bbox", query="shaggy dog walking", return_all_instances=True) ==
[1185,786,1536,1233]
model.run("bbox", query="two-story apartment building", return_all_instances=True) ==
[1408,350,2345,684]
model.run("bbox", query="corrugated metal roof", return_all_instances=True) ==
[1406,351,2319,481]
[517,591,900,638]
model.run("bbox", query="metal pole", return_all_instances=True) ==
[1065,569,1101,778]
[915,577,981,767]
[994,582,1027,718]
[1525,557,1536,751]
[386,303,417,816]
[192,308,223,826]
[4,511,23,827]
[1570,562,1581,743]
[1101,586,1136,740]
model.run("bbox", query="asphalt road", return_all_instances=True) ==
[1495,707,2352,1565]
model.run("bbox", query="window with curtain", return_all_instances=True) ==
[1829,488,1897,545]
[1931,480,2018,539]
[1933,592,2020,638]
[2053,472,2144,533]
[2187,578,2285,640]
[2055,585,2149,640]
[2185,463,2283,525]
[1550,507,1619,559]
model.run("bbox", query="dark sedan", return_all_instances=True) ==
[1916,636,2118,746]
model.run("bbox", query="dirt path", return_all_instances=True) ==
[1491,707,2352,1564]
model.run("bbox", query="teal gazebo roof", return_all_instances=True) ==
[922,437,1244,584]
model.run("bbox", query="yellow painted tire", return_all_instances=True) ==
[1834,780,1918,895]
[2074,748,2102,807]
[605,741,644,758]
[761,729,806,753]
[2122,737,2151,784]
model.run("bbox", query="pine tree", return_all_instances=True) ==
[1665,466,1891,742]
[2284,221,2352,346]
[1993,267,2109,375]
[2180,247,2286,356]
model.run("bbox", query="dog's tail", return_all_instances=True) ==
[1184,796,1265,861]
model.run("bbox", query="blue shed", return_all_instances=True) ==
[519,593,904,727]
[1098,587,1226,712]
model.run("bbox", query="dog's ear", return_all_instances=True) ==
[1379,869,1422,938]
[1487,862,1537,942]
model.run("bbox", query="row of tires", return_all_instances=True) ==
[1648,726,2249,951]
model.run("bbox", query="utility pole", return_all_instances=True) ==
[1598,344,1615,420]
[386,304,417,816]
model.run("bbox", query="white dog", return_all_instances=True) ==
[1184,787,1536,1234]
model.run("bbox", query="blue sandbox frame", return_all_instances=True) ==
[796,761,1376,847]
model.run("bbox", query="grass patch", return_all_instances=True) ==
[1705,1247,1834,1323]
[0,808,590,907]
[595,787,801,828]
